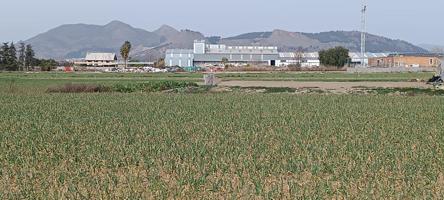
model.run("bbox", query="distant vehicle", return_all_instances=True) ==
[427,64,443,86]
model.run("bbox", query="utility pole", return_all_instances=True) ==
[360,0,367,67]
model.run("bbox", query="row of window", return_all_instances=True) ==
[169,53,192,58]
[168,59,192,66]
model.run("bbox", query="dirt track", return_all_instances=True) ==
[219,81,431,90]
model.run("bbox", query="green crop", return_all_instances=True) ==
[1,93,444,199]
[0,72,443,199]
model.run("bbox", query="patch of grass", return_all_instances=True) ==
[372,87,444,96]
[46,81,199,93]
[170,85,214,93]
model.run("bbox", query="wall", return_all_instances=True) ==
[165,53,194,67]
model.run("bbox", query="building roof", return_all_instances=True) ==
[387,53,443,57]
[165,49,194,54]
[206,45,278,54]
[279,52,390,60]
[194,53,279,62]
[85,53,117,61]
[348,52,390,59]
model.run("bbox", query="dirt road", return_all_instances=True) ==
[219,81,430,90]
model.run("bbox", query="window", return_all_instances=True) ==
[430,59,433,65]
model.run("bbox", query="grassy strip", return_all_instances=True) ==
[372,87,444,96]
[46,81,199,93]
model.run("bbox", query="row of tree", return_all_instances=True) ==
[0,42,62,71]
[0,42,36,71]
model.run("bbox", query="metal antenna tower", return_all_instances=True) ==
[360,0,367,67]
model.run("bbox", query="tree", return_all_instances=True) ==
[6,42,18,71]
[319,46,350,68]
[0,43,7,70]
[221,57,229,65]
[0,42,18,71]
[25,44,35,71]
[154,58,165,68]
[221,57,229,69]
[18,42,26,71]
[120,41,131,68]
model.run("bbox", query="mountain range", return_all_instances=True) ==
[25,20,427,61]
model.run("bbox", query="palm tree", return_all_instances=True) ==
[120,41,131,68]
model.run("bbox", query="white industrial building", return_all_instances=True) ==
[166,40,280,67]
[277,52,321,67]
[165,40,392,68]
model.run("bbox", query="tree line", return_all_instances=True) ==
[0,42,59,71]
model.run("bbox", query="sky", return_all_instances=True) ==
[0,0,443,45]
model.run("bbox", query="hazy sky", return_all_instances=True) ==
[0,0,443,45]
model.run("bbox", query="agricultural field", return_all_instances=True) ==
[1,72,444,198]
[0,71,435,94]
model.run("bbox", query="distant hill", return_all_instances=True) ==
[25,20,428,61]
[418,44,444,53]
[26,20,163,59]
[221,30,426,53]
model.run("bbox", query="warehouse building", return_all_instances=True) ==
[368,53,442,68]
[74,52,153,68]
[166,40,279,67]
[75,53,118,67]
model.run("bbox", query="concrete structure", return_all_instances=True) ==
[166,40,279,67]
[368,53,442,68]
